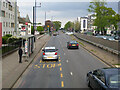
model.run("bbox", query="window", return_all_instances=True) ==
[11,23,14,28]
[3,22,5,27]
[9,13,10,18]
[6,22,8,27]
[3,2,5,7]
[11,14,12,19]
[6,3,8,8]
[9,22,10,27]
[2,10,5,17]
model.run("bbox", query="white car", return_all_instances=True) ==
[65,32,73,35]
[42,47,58,61]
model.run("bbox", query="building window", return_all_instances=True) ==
[6,22,8,27]
[11,23,14,28]
[83,20,86,28]
[2,10,5,17]
[3,2,5,7]
[11,14,12,19]
[3,22,5,27]
[9,13,10,18]
[3,32,5,36]
[6,3,8,8]
[9,22,10,27]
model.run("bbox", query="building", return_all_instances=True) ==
[77,17,81,22]
[80,17,88,33]
[1,0,19,36]
[0,0,2,48]
[18,15,31,36]
[87,14,97,31]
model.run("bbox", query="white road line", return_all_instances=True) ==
[64,53,66,55]
[70,72,73,76]
[66,60,68,62]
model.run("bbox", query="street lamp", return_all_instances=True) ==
[33,0,41,35]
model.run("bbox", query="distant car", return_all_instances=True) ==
[42,47,58,61]
[67,41,79,49]
[86,68,120,89]
[53,33,57,36]
[65,32,73,35]
[107,36,115,41]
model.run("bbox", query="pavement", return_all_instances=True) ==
[12,31,108,88]
[2,34,50,88]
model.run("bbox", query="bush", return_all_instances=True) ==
[7,37,19,43]
[2,36,9,44]
[5,34,12,37]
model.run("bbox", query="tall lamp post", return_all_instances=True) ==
[33,0,41,35]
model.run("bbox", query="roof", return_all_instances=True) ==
[45,47,56,49]
[19,14,31,24]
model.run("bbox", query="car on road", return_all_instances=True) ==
[86,68,120,90]
[53,32,57,36]
[42,47,58,61]
[65,32,74,35]
[67,41,79,49]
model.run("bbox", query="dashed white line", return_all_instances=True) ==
[70,72,73,76]
[66,60,69,63]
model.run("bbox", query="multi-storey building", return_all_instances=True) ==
[1,0,19,36]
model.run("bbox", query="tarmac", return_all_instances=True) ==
[2,34,50,89]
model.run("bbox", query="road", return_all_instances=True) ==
[13,31,108,88]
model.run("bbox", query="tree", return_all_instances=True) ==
[88,0,120,35]
[31,26,34,34]
[74,21,81,31]
[37,26,44,32]
[64,21,74,31]
[53,21,61,31]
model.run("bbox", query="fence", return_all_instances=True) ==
[2,40,22,56]
[74,33,120,55]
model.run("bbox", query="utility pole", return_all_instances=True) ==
[14,0,17,36]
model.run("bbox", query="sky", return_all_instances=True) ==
[17,0,119,28]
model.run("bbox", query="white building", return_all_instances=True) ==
[80,17,88,33]
[18,15,31,36]
[77,17,81,22]
[1,0,19,36]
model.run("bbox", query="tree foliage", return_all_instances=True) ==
[64,21,74,30]
[37,26,44,32]
[74,21,81,31]
[88,0,120,35]
[53,21,61,31]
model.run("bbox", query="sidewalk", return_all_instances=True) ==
[2,34,50,88]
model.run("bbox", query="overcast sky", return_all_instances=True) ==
[17,0,119,27]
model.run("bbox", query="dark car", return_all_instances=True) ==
[67,41,79,49]
[86,68,120,90]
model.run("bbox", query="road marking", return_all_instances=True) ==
[66,60,69,63]
[58,63,61,66]
[61,81,64,87]
[59,57,61,59]
[61,73,63,78]
[64,53,66,55]
[70,72,73,76]
[43,64,45,68]
[59,60,61,62]
[40,60,42,63]
[60,67,62,71]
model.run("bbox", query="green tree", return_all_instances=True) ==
[64,21,74,30]
[88,0,119,35]
[53,21,61,31]
[37,26,44,32]
[74,21,80,31]
[31,26,34,34]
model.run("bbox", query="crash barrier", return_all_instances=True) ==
[74,34,120,55]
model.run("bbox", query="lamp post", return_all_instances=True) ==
[33,0,41,35]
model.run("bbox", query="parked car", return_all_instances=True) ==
[86,68,120,90]
[42,47,58,61]
[107,36,115,41]
[65,32,74,35]
[67,41,79,49]
[53,33,57,36]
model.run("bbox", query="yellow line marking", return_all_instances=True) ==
[61,73,63,78]
[51,64,56,68]
[43,64,45,68]
[60,67,62,71]
[58,63,61,66]
[59,60,61,62]
[61,81,64,87]
[59,57,60,59]
[40,60,42,63]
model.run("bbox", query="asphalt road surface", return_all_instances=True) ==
[13,31,108,88]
